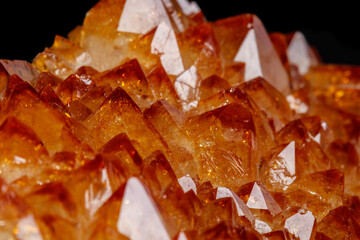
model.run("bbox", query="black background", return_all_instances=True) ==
[1,0,359,65]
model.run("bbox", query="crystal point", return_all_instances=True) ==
[213,14,290,94]
[287,31,319,75]
[0,0,359,237]
[284,210,316,240]
[117,177,177,240]
[151,21,184,76]
[117,0,171,35]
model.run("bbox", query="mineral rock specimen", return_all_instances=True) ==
[1,0,359,239]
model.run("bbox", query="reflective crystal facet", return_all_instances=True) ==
[284,210,316,240]
[1,0,359,238]
[213,14,290,94]
[117,177,177,240]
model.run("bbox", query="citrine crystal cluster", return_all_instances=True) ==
[0,0,359,239]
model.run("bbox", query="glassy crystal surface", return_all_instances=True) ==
[1,0,360,238]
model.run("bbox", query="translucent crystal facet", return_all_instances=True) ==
[1,0,359,238]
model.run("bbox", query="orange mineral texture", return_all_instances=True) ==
[0,0,359,239]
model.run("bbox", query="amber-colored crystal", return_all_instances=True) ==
[1,0,360,239]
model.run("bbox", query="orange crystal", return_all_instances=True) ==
[1,0,360,239]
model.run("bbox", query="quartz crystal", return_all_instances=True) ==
[1,0,360,239]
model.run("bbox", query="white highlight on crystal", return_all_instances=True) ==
[176,0,201,16]
[285,211,315,240]
[287,32,312,75]
[170,11,185,32]
[151,21,184,76]
[311,133,321,144]
[161,0,185,32]
[269,141,296,190]
[161,0,173,9]
[16,215,43,240]
[174,66,199,110]
[177,232,188,240]
[287,95,309,114]
[118,0,171,35]
[178,174,197,194]
[13,156,27,164]
[321,121,328,131]
[216,187,245,216]
[74,52,92,70]
[254,219,272,234]
[234,29,263,81]
[0,60,38,83]
[117,177,171,240]
[278,141,296,175]
[85,168,112,217]
[246,182,267,210]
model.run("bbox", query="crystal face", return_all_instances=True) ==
[1,0,360,239]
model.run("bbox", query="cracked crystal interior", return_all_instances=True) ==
[1,0,360,239]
